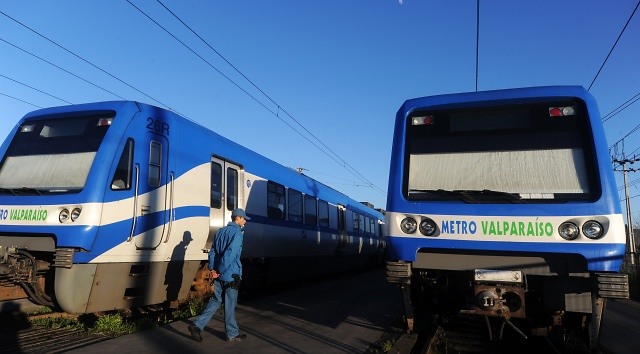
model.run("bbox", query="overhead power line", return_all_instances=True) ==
[602,90,640,123]
[609,122,640,151]
[154,0,384,195]
[0,73,72,104]
[0,10,178,113]
[588,0,640,90]
[0,36,126,101]
[128,0,385,195]
[0,92,42,108]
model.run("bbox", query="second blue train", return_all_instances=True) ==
[385,86,629,350]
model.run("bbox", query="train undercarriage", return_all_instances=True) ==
[1,240,383,314]
[387,258,630,352]
[0,246,55,308]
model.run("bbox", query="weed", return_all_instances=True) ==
[31,316,80,329]
[27,294,211,338]
[91,313,136,336]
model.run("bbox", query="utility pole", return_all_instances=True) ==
[613,153,640,270]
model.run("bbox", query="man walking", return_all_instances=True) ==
[188,208,250,342]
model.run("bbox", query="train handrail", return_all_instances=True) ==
[163,172,175,244]
[127,164,140,243]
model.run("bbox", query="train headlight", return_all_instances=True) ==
[419,218,437,236]
[582,220,604,239]
[400,217,418,234]
[558,222,580,240]
[59,209,70,223]
[71,208,82,222]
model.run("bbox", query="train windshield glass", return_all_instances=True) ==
[404,99,598,203]
[0,114,114,194]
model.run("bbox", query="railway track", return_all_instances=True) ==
[0,323,108,353]
[392,314,571,354]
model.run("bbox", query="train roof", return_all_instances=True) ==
[15,101,383,217]
[400,85,595,112]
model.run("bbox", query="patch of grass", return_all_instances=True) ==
[31,316,80,329]
[28,306,54,315]
[365,315,405,353]
[27,295,211,338]
[91,313,136,336]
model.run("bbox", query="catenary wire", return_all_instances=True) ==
[0,73,72,105]
[0,10,178,114]
[131,0,385,195]
[153,0,383,194]
[0,5,382,196]
[588,0,640,91]
[0,92,42,108]
[602,91,640,123]
[0,37,126,101]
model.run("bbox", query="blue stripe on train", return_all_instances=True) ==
[386,236,625,272]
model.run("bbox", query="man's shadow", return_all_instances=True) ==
[0,301,29,353]
[164,231,192,307]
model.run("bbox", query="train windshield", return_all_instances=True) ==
[404,98,598,203]
[0,114,114,195]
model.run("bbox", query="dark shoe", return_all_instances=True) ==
[226,333,247,342]
[188,324,202,342]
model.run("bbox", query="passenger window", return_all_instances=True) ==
[338,205,346,232]
[304,195,317,226]
[288,189,303,223]
[365,216,371,235]
[226,167,238,211]
[267,181,285,219]
[211,162,222,209]
[371,218,377,236]
[353,212,359,234]
[318,200,329,227]
[149,141,161,187]
[111,138,134,190]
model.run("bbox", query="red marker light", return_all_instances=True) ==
[549,107,563,117]
[97,118,113,126]
[424,115,434,125]
[412,115,434,125]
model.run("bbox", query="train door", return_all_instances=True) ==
[336,204,347,252]
[206,156,243,249]
[133,116,172,249]
[105,114,172,250]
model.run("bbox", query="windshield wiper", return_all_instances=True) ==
[455,189,526,203]
[0,187,46,196]
[408,189,478,203]
[0,188,17,195]
[408,189,526,204]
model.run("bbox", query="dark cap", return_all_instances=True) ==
[231,208,251,220]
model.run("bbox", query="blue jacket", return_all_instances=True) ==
[208,221,244,282]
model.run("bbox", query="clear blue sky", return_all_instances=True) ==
[1,1,639,220]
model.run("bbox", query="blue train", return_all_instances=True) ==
[0,101,385,313]
[384,86,629,349]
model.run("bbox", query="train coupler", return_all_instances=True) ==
[471,269,525,319]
